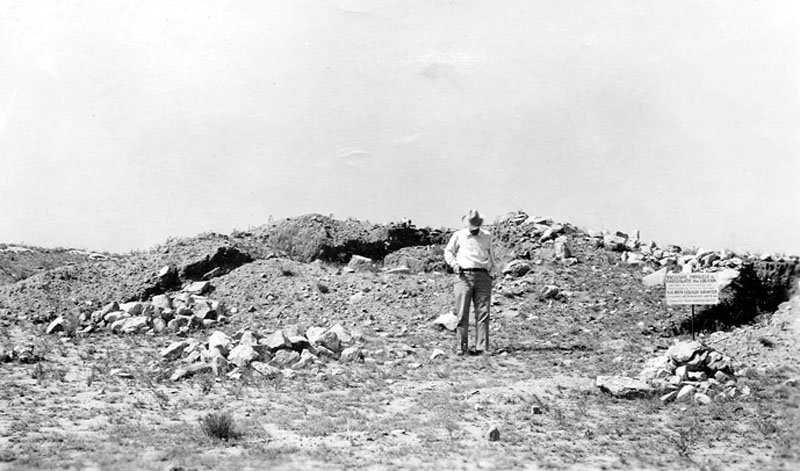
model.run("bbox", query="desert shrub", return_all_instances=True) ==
[199,411,242,441]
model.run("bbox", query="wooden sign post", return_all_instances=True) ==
[665,273,720,340]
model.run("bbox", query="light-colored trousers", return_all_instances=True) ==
[454,271,492,352]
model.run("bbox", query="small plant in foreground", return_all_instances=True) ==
[200,411,242,441]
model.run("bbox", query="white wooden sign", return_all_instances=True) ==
[665,273,720,305]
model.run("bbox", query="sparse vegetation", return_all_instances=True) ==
[199,411,242,441]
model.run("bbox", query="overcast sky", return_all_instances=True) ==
[1,0,798,255]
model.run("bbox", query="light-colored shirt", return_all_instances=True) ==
[444,228,496,272]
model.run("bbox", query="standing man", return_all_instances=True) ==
[444,209,497,355]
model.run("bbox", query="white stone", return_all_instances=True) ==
[306,326,326,345]
[119,302,144,316]
[676,385,696,402]
[642,267,668,287]
[667,341,705,363]
[261,330,291,351]
[227,344,260,367]
[347,255,373,271]
[327,324,352,344]
[430,349,446,360]
[208,330,233,356]
[433,313,459,331]
[186,281,211,295]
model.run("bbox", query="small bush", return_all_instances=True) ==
[200,411,242,441]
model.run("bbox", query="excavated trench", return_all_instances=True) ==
[681,260,798,333]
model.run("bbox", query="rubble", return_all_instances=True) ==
[45,283,229,337]
[162,323,361,380]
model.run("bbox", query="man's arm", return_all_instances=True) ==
[444,232,460,271]
[487,233,498,276]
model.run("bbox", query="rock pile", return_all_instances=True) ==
[597,340,748,405]
[46,282,229,336]
[163,324,362,381]
[0,344,43,363]
[640,340,747,405]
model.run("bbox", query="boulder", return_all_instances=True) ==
[603,234,627,252]
[553,236,572,260]
[170,362,213,381]
[433,313,459,331]
[676,385,696,402]
[667,341,705,363]
[100,301,120,316]
[595,376,655,398]
[238,331,259,347]
[340,347,363,363]
[113,316,150,334]
[193,301,217,320]
[160,340,189,361]
[486,425,501,442]
[119,302,144,316]
[430,348,446,360]
[227,344,260,367]
[306,326,327,345]
[261,330,291,351]
[251,361,281,379]
[151,294,172,311]
[539,224,563,243]
[327,324,353,344]
[103,311,127,323]
[502,260,532,277]
[292,350,319,369]
[269,349,301,368]
[317,330,342,353]
[642,267,669,287]
[348,255,373,271]
[208,331,233,356]
[540,285,560,300]
[167,316,192,331]
[186,281,211,295]
[694,392,712,405]
[46,317,65,334]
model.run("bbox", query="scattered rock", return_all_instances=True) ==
[261,330,291,351]
[270,349,301,368]
[502,260,532,277]
[433,313,459,331]
[208,331,233,356]
[340,347,363,363]
[227,344,260,367]
[185,281,211,295]
[46,317,65,334]
[170,362,213,381]
[348,255,373,271]
[596,375,655,398]
[160,340,189,361]
[430,348,446,360]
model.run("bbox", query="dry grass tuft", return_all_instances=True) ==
[199,411,242,441]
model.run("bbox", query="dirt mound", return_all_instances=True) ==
[252,214,449,263]
[1,211,799,470]
[0,244,114,286]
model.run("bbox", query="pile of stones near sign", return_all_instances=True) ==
[595,340,747,404]
[163,324,363,381]
[641,340,748,404]
[45,281,229,336]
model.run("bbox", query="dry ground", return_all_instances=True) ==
[1,241,799,470]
